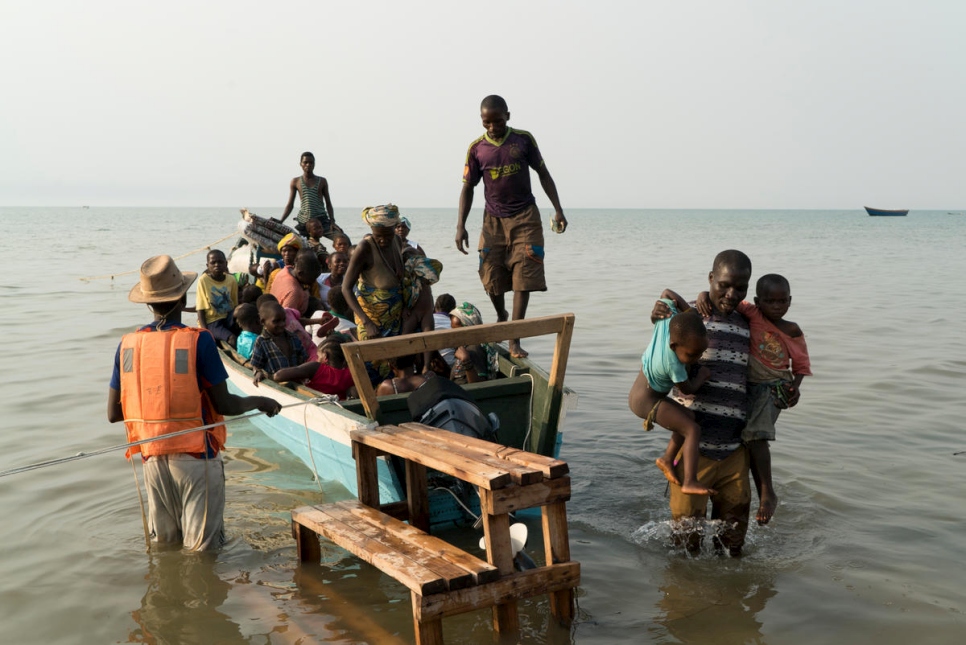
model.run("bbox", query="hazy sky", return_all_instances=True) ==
[3,1,964,209]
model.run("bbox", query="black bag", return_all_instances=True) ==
[407,377,498,442]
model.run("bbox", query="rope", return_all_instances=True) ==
[130,457,151,549]
[78,231,239,282]
[518,372,536,451]
[0,398,329,479]
[302,393,343,493]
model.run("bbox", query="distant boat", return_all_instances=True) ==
[865,206,908,217]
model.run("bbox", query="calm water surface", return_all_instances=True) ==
[1,207,964,644]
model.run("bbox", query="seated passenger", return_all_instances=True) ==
[196,249,239,347]
[317,251,348,304]
[272,334,356,400]
[449,302,496,384]
[376,354,427,396]
[433,293,457,368]
[233,303,261,361]
[251,301,308,384]
[304,217,330,265]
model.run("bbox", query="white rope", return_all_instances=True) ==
[130,457,151,549]
[518,372,536,451]
[78,231,239,282]
[431,485,480,522]
[0,398,328,479]
[301,393,342,493]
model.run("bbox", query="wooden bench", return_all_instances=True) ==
[293,424,578,644]
[292,315,578,643]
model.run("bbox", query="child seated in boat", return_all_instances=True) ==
[196,249,240,347]
[691,274,811,524]
[256,294,338,361]
[304,217,329,265]
[233,303,261,361]
[272,334,356,400]
[330,233,352,256]
[251,301,308,385]
[324,286,358,339]
[317,251,348,304]
[433,293,457,368]
[240,283,263,304]
[628,290,716,496]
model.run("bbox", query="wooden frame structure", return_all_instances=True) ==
[292,314,579,643]
[341,314,575,425]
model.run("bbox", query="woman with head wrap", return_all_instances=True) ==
[342,205,407,342]
[263,232,305,293]
[448,302,497,384]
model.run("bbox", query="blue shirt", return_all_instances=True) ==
[640,300,689,394]
[236,330,258,360]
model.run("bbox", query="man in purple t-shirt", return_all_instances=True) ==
[455,95,569,358]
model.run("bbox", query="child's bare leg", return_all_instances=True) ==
[654,400,715,496]
[747,439,777,524]
[657,434,683,485]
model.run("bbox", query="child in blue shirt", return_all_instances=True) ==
[233,303,261,361]
[629,290,715,496]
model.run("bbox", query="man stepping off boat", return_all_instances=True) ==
[455,95,568,358]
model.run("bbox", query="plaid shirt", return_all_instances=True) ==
[250,329,308,375]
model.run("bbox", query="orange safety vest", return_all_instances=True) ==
[119,326,226,458]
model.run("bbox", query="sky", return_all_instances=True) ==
[2,1,965,209]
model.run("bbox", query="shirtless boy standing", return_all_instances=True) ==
[455,95,568,358]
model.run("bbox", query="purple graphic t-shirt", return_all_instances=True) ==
[462,128,544,218]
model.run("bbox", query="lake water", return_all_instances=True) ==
[1,207,964,644]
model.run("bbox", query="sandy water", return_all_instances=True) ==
[1,207,964,644]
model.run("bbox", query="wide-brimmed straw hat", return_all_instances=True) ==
[128,255,198,303]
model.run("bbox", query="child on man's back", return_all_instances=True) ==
[628,289,716,496]
[693,273,811,524]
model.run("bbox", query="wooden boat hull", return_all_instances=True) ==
[220,322,576,527]
[865,206,908,216]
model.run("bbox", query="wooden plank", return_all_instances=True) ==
[293,519,321,562]
[335,501,499,585]
[344,343,381,421]
[351,426,512,490]
[321,503,475,591]
[405,460,430,533]
[378,500,410,521]
[414,562,581,621]
[479,490,519,633]
[542,501,575,623]
[482,476,572,516]
[341,315,569,364]
[353,442,381,508]
[412,596,444,645]
[547,314,575,397]
[399,422,569,479]
[379,425,543,486]
[292,505,447,595]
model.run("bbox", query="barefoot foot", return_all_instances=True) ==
[508,340,528,358]
[496,309,509,323]
[655,457,681,485]
[681,481,716,496]
[756,491,778,525]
